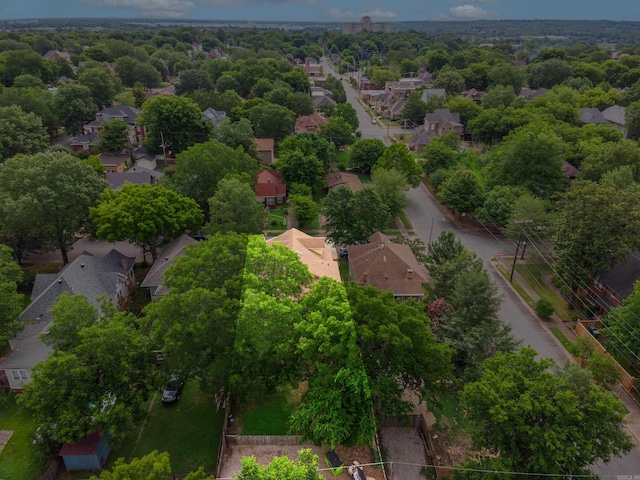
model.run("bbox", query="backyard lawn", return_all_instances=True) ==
[267,208,287,231]
[233,387,298,435]
[106,380,224,475]
[0,391,47,480]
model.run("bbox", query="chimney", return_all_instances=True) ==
[407,268,413,279]
[362,272,368,283]
[121,260,129,270]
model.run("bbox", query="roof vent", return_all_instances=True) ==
[57,278,62,284]
[81,263,85,268]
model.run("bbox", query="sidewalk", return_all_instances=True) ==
[493,258,640,448]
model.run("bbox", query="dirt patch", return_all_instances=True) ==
[218,443,385,480]
[0,430,13,454]
[424,410,473,470]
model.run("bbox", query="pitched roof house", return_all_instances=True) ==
[602,105,628,137]
[70,132,99,152]
[325,172,364,192]
[203,107,226,128]
[255,138,275,165]
[141,234,198,299]
[294,113,329,135]
[421,88,447,102]
[1,250,135,391]
[267,228,340,282]
[347,232,428,299]
[408,129,438,152]
[98,153,131,173]
[424,109,463,136]
[105,165,164,190]
[256,170,287,208]
[579,108,607,125]
[83,105,146,146]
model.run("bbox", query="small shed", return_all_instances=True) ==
[59,432,111,471]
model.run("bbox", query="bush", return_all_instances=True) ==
[534,298,555,318]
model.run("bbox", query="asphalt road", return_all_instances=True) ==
[322,56,640,476]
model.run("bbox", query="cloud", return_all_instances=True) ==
[435,4,498,20]
[326,2,397,20]
[200,0,318,6]
[458,0,495,3]
[78,0,195,17]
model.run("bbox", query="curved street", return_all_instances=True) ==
[322,57,640,475]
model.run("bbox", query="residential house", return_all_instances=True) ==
[347,232,429,300]
[408,129,438,152]
[311,87,337,110]
[421,88,446,103]
[98,153,131,173]
[292,58,305,67]
[255,138,275,165]
[387,97,405,120]
[105,165,164,190]
[325,172,364,192]
[579,108,608,125]
[83,105,146,146]
[70,132,99,152]
[385,78,425,97]
[146,85,176,98]
[460,88,486,104]
[303,57,323,77]
[141,234,198,299]
[563,161,579,181]
[424,109,463,136]
[203,107,226,128]
[518,87,548,101]
[590,253,640,313]
[256,170,287,208]
[359,77,376,91]
[1,250,135,391]
[602,105,628,137]
[294,113,329,135]
[267,228,340,282]
[43,50,71,62]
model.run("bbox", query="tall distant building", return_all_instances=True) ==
[342,16,391,34]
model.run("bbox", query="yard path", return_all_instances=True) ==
[132,392,158,455]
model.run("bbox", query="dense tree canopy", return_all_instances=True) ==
[0,104,48,161]
[205,177,266,235]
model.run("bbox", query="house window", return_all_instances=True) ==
[12,370,20,380]
[20,370,28,380]
[277,196,284,204]
[266,197,275,206]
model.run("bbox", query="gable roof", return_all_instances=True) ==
[421,88,446,102]
[98,154,130,168]
[70,132,99,147]
[579,108,607,125]
[409,130,438,150]
[254,138,275,152]
[347,232,428,297]
[425,109,461,125]
[59,432,102,456]
[325,172,364,192]
[105,165,164,190]
[257,169,282,184]
[203,107,226,127]
[85,105,140,128]
[3,250,135,370]
[267,228,340,281]
[295,113,328,134]
[601,105,626,126]
[256,169,286,199]
[141,234,197,294]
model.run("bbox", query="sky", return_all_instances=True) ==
[1,0,640,22]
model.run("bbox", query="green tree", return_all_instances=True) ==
[462,348,633,476]
[433,70,465,95]
[481,85,516,109]
[276,149,325,191]
[77,67,122,110]
[167,140,258,215]
[0,152,106,264]
[319,116,356,148]
[205,177,266,235]
[474,185,524,228]
[91,184,203,261]
[139,96,209,154]
[372,167,409,217]
[349,138,386,174]
[487,62,525,93]
[553,179,640,293]
[375,143,422,187]
[244,101,295,141]
[437,169,485,217]
[333,103,359,131]
[211,118,259,160]
[402,89,428,125]
[528,58,574,89]
[346,284,452,415]
[605,281,640,371]
[97,118,130,154]
[278,134,334,171]
[176,68,213,95]
[321,187,391,245]
[53,83,97,136]
[0,244,23,344]
[0,104,48,161]
[290,194,318,228]
[485,122,566,198]
[236,449,323,480]
[91,451,172,480]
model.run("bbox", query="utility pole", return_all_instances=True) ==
[159,131,167,164]
[510,220,532,283]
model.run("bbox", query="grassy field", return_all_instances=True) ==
[235,387,297,435]
[0,391,47,480]
[106,380,224,475]
[497,264,535,306]
[267,208,287,231]
[550,326,574,350]
[358,174,372,184]
[430,392,467,439]
[398,211,412,229]
[514,264,577,321]
[336,151,350,170]
[339,261,350,283]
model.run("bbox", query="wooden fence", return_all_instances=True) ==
[225,434,310,446]
[214,403,232,479]
[575,320,638,393]
[40,456,63,480]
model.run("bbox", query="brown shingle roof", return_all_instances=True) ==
[325,172,364,192]
[255,138,275,151]
[347,232,428,297]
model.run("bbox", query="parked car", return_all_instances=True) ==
[337,246,348,258]
[161,374,185,404]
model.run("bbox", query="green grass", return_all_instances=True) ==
[430,392,467,437]
[339,261,351,283]
[0,391,47,480]
[358,174,372,184]
[336,151,350,170]
[398,210,412,229]
[384,231,402,236]
[497,264,535,306]
[550,327,574,350]
[107,380,224,474]
[236,387,297,435]
[267,208,287,231]
[514,264,576,321]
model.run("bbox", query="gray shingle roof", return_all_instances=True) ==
[601,105,626,126]
[106,165,164,190]
[141,234,197,291]
[85,105,140,128]
[579,108,607,125]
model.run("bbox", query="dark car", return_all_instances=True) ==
[337,246,348,258]
[161,374,185,404]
